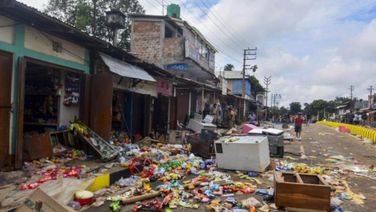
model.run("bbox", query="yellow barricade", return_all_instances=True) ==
[317,121,376,143]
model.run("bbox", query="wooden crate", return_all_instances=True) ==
[274,172,331,211]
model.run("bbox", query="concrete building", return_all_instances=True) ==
[223,71,252,100]
[0,1,175,168]
[130,5,221,125]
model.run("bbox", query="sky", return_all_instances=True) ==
[19,0,376,106]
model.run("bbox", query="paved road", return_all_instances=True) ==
[284,124,376,211]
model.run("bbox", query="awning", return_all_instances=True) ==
[100,52,156,82]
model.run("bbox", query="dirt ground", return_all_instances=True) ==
[3,124,375,211]
[284,124,376,211]
[90,124,376,212]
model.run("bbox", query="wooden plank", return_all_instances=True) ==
[0,51,13,169]
[23,133,53,161]
[15,57,26,169]
[176,89,189,124]
[89,72,113,140]
[169,97,177,130]
[79,74,91,126]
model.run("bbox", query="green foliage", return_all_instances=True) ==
[271,106,289,117]
[224,64,234,71]
[289,102,302,114]
[279,106,289,116]
[44,0,145,50]
[249,75,265,96]
[301,97,351,118]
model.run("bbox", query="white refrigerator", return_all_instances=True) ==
[214,135,270,172]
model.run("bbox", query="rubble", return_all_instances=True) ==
[1,123,375,211]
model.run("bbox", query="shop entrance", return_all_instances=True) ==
[16,59,82,166]
[153,94,169,135]
[132,93,152,140]
[0,51,13,169]
[112,90,131,134]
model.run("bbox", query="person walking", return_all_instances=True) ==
[228,106,236,129]
[295,113,304,141]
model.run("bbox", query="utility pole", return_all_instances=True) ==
[271,93,281,120]
[349,85,354,112]
[242,48,257,98]
[368,85,374,109]
[242,47,257,120]
[264,76,271,120]
[162,0,165,15]
[349,85,354,101]
[367,85,374,97]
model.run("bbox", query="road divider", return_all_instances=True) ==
[317,121,376,143]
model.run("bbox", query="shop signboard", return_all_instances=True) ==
[157,79,173,97]
[166,63,188,71]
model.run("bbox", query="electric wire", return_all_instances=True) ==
[194,0,244,50]
[198,0,251,46]
[159,0,243,64]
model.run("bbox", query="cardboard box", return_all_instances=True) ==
[16,188,74,212]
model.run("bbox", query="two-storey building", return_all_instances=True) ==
[130,4,220,126]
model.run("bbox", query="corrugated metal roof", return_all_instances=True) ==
[100,53,156,82]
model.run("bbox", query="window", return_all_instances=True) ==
[165,23,178,38]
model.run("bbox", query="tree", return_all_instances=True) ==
[224,64,234,71]
[44,0,145,50]
[249,75,265,97]
[279,106,289,116]
[289,102,302,114]
[303,103,313,115]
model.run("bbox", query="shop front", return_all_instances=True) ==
[98,53,157,141]
[0,15,90,168]
[153,78,173,137]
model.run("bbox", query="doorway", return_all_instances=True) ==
[16,59,83,165]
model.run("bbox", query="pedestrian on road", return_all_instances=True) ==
[295,113,303,141]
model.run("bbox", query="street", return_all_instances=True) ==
[86,123,376,212]
[1,1,376,211]
[284,124,376,211]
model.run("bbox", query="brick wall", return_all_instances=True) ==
[132,21,162,66]
[163,37,184,65]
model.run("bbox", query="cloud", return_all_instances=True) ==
[18,0,376,106]
[18,0,47,9]
[314,18,376,100]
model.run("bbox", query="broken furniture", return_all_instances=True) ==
[249,128,284,158]
[72,123,119,161]
[283,132,294,141]
[187,115,217,133]
[274,172,331,211]
[23,133,53,161]
[214,135,270,172]
[187,133,216,159]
